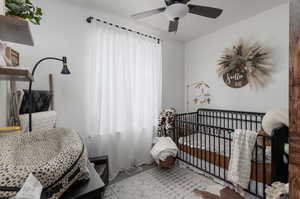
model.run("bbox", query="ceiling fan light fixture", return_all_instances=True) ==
[165,3,189,21]
[131,0,223,33]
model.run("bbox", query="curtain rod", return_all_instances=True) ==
[86,16,160,44]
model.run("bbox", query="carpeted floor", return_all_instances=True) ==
[103,166,226,199]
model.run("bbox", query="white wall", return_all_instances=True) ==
[6,0,185,135]
[185,4,289,113]
[162,40,185,113]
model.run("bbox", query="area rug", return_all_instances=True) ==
[194,187,244,199]
[103,166,224,199]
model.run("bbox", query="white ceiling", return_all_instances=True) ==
[76,0,287,42]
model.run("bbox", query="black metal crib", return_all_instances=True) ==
[169,109,288,199]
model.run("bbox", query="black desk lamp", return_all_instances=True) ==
[28,56,71,132]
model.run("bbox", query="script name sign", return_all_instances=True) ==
[223,67,248,88]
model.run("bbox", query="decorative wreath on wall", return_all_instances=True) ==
[217,40,273,88]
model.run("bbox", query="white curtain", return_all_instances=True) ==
[86,21,162,179]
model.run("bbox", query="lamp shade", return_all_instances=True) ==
[61,57,71,75]
[165,3,188,21]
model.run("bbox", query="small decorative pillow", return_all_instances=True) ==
[14,173,43,199]
[19,90,53,114]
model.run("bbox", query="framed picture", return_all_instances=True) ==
[5,47,20,66]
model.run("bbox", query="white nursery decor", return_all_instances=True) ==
[191,81,210,105]
[186,81,210,112]
[86,20,162,179]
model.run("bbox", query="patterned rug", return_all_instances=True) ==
[103,166,224,199]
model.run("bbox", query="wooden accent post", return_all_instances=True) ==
[290,0,300,198]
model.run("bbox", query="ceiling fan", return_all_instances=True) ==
[132,0,223,33]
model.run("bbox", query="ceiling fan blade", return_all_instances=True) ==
[169,20,179,32]
[165,0,175,6]
[132,7,166,19]
[181,0,191,4]
[188,4,223,18]
[165,0,190,5]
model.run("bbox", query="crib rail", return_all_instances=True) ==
[173,109,270,198]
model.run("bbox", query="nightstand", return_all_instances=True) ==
[43,162,105,199]
[89,156,109,187]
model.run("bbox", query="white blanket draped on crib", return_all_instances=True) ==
[228,129,258,189]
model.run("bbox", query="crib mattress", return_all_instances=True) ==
[178,133,271,163]
[0,128,89,199]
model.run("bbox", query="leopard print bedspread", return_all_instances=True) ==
[0,128,89,199]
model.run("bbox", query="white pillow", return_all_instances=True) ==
[262,108,288,135]
[14,173,43,199]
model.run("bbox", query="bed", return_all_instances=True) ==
[170,109,288,198]
[0,128,89,199]
[0,74,90,199]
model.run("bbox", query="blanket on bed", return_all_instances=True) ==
[228,129,258,189]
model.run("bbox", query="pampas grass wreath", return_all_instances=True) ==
[217,40,273,88]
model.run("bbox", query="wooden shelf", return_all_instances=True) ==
[0,15,34,46]
[0,67,33,81]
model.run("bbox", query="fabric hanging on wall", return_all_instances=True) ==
[86,21,162,179]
